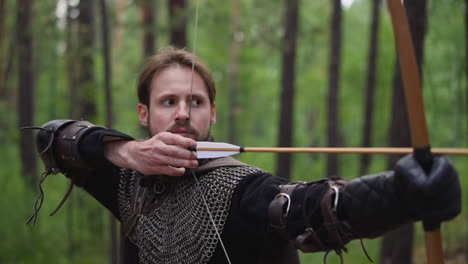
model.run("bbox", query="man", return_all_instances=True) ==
[35,47,461,264]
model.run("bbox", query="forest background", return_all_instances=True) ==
[0,0,467,263]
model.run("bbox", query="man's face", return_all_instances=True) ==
[138,65,216,140]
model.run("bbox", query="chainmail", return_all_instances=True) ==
[118,165,263,264]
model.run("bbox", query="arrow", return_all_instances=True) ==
[191,141,468,159]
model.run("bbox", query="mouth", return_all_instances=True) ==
[171,129,194,138]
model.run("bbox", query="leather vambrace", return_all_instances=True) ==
[268,178,355,253]
[37,119,133,187]
[268,173,410,253]
[25,119,133,224]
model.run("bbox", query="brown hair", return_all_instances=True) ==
[137,46,216,106]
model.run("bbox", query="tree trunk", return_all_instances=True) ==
[76,0,101,253]
[113,0,126,53]
[0,0,6,96]
[380,67,413,264]
[380,0,427,263]
[41,2,59,119]
[65,1,77,258]
[169,0,187,48]
[100,0,112,129]
[16,0,37,189]
[98,1,118,263]
[112,0,127,83]
[228,0,241,144]
[77,0,96,120]
[465,0,468,136]
[138,0,156,137]
[0,0,10,144]
[327,0,342,177]
[359,0,381,175]
[380,223,414,264]
[1,33,14,103]
[67,0,78,118]
[275,0,298,180]
[0,0,5,48]
[140,0,155,58]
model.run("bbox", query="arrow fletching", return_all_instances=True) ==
[194,141,242,159]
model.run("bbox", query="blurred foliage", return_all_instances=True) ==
[0,0,466,263]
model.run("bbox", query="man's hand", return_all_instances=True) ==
[395,155,461,224]
[104,132,198,176]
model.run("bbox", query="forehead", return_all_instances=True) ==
[150,65,209,98]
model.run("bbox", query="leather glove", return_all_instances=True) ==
[338,154,461,238]
[395,155,461,229]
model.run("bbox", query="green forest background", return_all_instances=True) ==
[0,0,467,263]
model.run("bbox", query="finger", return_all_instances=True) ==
[149,165,186,176]
[158,132,197,148]
[152,143,197,161]
[153,152,198,169]
[154,133,197,159]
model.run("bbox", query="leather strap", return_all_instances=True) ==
[268,182,306,239]
[193,157,250,174]
[55,121,103,172]
[320,177,349,249]
[268,177,354,253]
[122,179,148,237]
[293,179,331,253]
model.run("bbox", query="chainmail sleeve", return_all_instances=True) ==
[118,168,137,221]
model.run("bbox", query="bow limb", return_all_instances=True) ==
[386,1,444,264]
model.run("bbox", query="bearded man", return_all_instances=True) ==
[34,47,461,264]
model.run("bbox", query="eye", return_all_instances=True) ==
[163,99,175,105]
[191,99,202,106]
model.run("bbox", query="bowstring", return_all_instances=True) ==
[187,1,232,263]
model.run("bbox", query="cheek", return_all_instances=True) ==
[148,107,175,127]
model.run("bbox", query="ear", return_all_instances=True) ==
[138,103,149,127]
[210,103,217,125]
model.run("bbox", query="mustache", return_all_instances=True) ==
[168,121,198,134]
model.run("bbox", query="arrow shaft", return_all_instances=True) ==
[195,147,468,155]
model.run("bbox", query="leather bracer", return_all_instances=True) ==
[26,120,133,224]
[37,120,104,185]
[267,172,410,254]
[268,178,356,253]
[37,119,133,186]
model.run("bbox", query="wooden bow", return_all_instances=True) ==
[386,1,445,263]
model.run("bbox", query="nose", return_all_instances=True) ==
[175,101,190,121]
